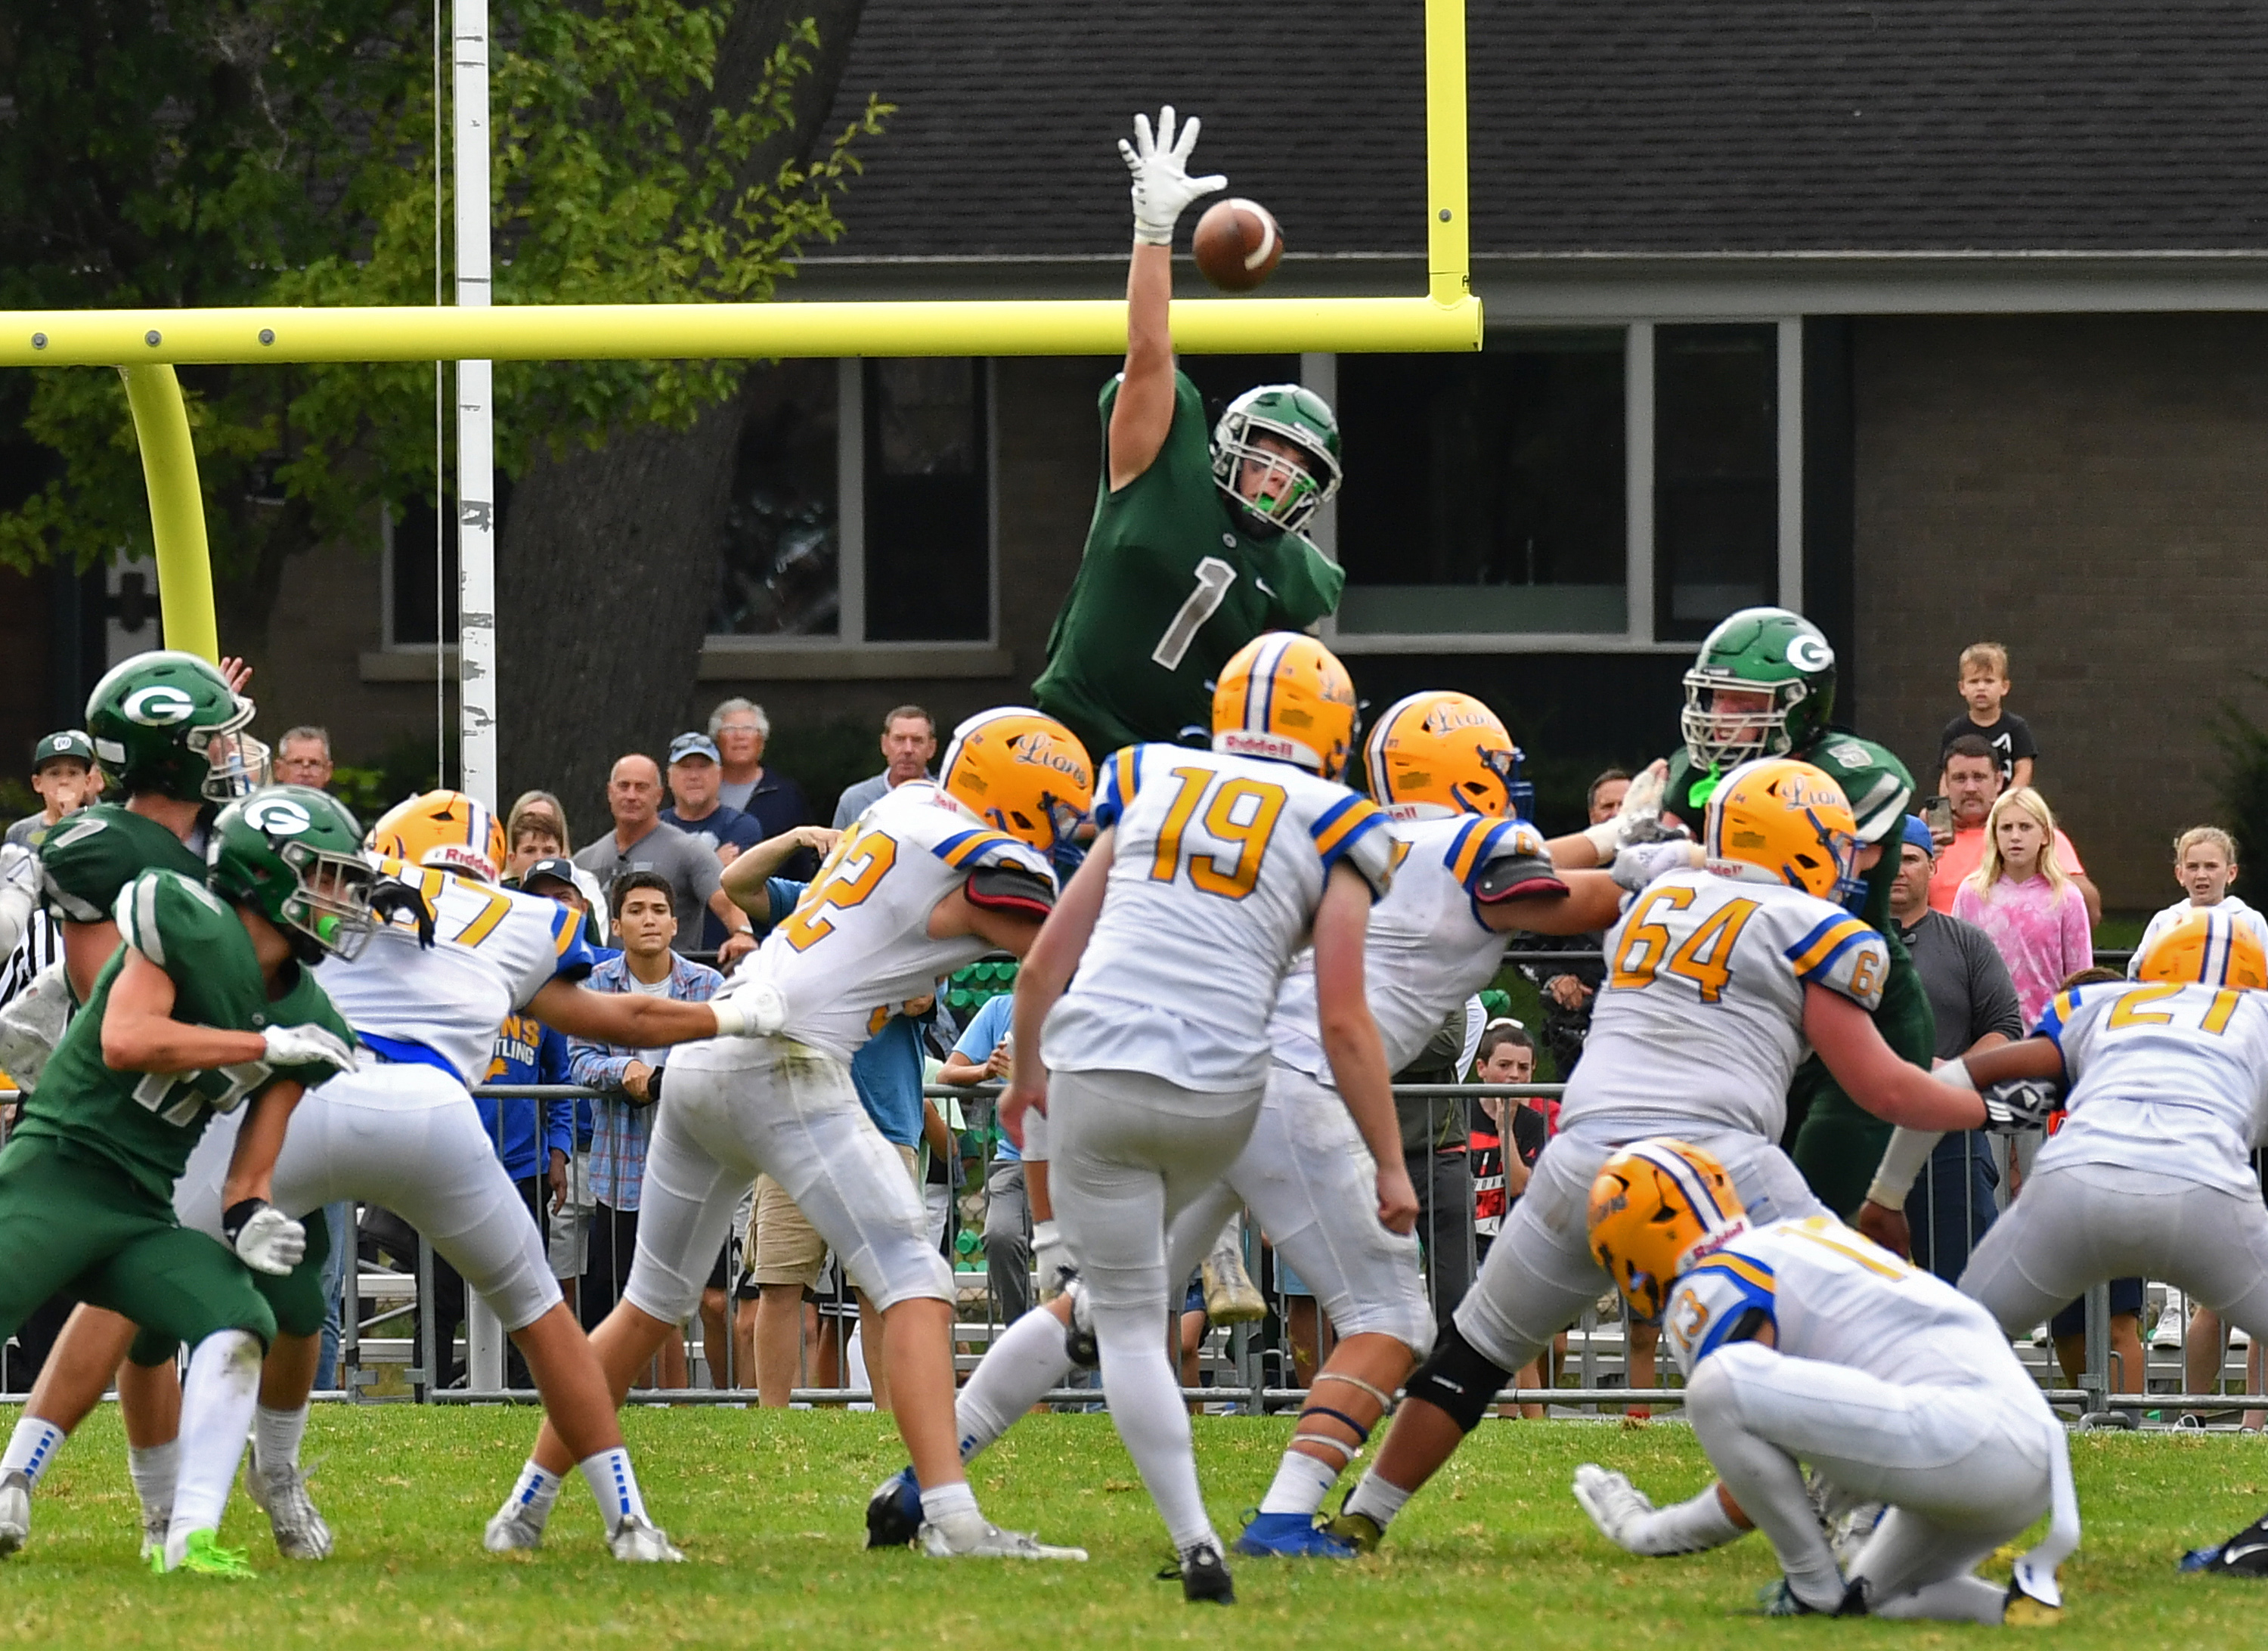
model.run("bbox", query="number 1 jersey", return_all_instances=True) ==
[1045,746,1395,1093]
[1562,870,1888,1141]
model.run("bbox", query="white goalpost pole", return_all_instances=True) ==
[454,0,509,1397]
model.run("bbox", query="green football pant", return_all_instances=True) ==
[127,1197,329,1368]
[0,1135,275,1355]
[1791,935,1938,1219]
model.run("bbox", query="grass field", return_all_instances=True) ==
[5,1405,2268,1647]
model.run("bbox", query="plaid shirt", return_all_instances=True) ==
[568,949,723,1210]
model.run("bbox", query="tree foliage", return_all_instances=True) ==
[0,0,885,639]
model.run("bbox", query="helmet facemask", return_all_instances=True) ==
[277,843,381,963]
[192,698,271,803]
[1680,674,1808,776]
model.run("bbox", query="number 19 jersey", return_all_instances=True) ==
[728,781,1057,1063]
[2031,980,2268,1198]
[1562,870,1888,1141]
[1046,746,1396,1093]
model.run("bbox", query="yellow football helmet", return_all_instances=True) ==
[1588,1140,1747,1323]
[2135,906,2268,990]
[1212,631,1359,781]
[1362,690,1521,819]
[368,789,507,882]
[940,708,1095,853]
[1704,757,1864,906]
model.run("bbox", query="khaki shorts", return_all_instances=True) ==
[748,1145,920,1291]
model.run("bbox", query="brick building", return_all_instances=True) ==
[8,0,2266,906]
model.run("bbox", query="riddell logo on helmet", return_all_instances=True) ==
[1220,731,1299,762]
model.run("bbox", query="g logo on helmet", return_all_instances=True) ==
[122,685,196,726]
[1785,633,1834,674]
[244,796,314,837]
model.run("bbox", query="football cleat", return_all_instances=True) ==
[865,1467,922,1550]
[1322,1504,1383,1555]
[139,1510,168,1563]
[1756,1576,1865,1617]
[1572,1464,1658,1553]
[246,1454,333,1560]
[1065,1280,1100,1370]
[1234,1510,1358,1559]
[919,1514,1087,1560]
[2185,1510,2268,1575]
[153,1529,259,1580]
[483,1498,545,1553]
[1173,1541,1236,1603]
[0,1470,27,1558]
[1201,1219,1266,1326]
[607,1514,684,1563]
[2003,1576,2065,1627]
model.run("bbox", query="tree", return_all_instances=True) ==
[0,0,885,664]
[497,0,872,819]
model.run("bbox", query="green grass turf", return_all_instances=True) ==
[5,1404,2268,1647]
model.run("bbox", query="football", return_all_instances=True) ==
[1191,197,1285,292]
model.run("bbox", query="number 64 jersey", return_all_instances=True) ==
[1044,746,1396,1095]
[1560,869,1888,1143]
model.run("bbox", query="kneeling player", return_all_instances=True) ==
[1574,1141,2076,1624]
[0,786,371,1576]
[1859,907,2268,1575]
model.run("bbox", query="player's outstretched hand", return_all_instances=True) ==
[1120,106,1226,246]
[1854,1198,1911,1259]
[1978,1076,2060,1134]
[225,1199,307,1275]
[1609,838,1703,894]
[998,1073,1048,1151]
[261,1022,357,1080]
[1374,1160,1419,1234]
[1572,1464,1658,1553]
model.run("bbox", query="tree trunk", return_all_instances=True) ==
[496,0,870,834]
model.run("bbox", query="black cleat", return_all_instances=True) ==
[2189,1512,2268,1575]
[1176,1541,1235,1604]
[864,1467,922,1549]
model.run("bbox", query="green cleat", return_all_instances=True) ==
[152,1529,259,1580]
[1322,1507,1383,1555]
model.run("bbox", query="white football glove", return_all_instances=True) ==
[225,1199,306,1276]
[1572,1464,1658,1553]
[1031,1219,1076,1301]
[0,962,70,1094]
[1119,106,1226,246]
[1608,838,1703,894]
[259,1022,357,1077]
[709,980,788,1039]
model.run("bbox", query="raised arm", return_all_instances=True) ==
[721,825,841,912]
[1107,107,1223,491]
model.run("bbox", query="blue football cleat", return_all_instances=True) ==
[1233,1510,1359,1559]
[865,1467,922,1550]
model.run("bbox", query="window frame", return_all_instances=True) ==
[378,499,457,657]
[1315,318,1805,655]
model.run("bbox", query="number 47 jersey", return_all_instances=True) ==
[1561,869,1888,1143]
[1045,746,1396,1095]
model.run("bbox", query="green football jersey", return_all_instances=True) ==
[37,803,205,925]
[20,869,355,1204]
[1032,370,1344,759]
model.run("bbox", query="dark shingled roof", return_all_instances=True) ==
[816,0,2268,258]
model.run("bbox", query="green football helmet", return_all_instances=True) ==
[1680,607,1838,776]
[208,786,379,963]
[85,650,269,803]
[1212,384,1343,536]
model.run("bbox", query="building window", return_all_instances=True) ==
[1335,330,1626,637]
[383,497,460,649]
[710,358,994,646]
[1320,321,1800,652]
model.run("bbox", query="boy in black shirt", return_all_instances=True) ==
[1937,641,2037,789]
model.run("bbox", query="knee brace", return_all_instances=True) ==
[1404,1322,1511,1435]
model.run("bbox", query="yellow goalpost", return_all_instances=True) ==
[0,0,1480,664]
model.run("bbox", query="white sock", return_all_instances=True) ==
[1344,1470,1413,1528]
[1,1418,65,1491]
[1258,1450,1342,1517]
[165,1331,263,1566]
[253,1403,309,1476]
[127,1440,181,1522]
[919,1479,981,1532]
[503,1460,564,1531]
[1625,1484,1743,1555]
[1093,1307,1216,1553]
[578,1448,649,1535]
[956,1306,1075,1464]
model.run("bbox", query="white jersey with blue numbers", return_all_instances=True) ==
[2031,980,2268,1198]
[1270,814,1525,1085]
[314,858,596,1086]
[1046,745,1396,1092]
[1664,1216,2034,1394]
[708,781,1055,1064]
[1561,872,1889,1142]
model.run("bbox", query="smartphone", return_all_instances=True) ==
[1923,796,1953,838]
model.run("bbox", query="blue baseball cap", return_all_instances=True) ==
[668,731,720,765]
[1901,814,1936,856]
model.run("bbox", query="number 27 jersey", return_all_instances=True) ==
[1561,870,1888,1142]
[1046,746,1396,1092]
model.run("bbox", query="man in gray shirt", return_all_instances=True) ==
[1889,813,2024,1281]
[574,754,757,968]
[831,705,938,829]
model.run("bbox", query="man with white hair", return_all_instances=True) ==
[709,698,813,843]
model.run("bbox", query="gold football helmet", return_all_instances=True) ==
[367,789,507,882]
[1704,757,1863,905]
[2134,906,2268,991]
[1211,631,1359,781]
[1588,1139,1747,1323]
[939,708,1095,853]
[1362,690,1520,819]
